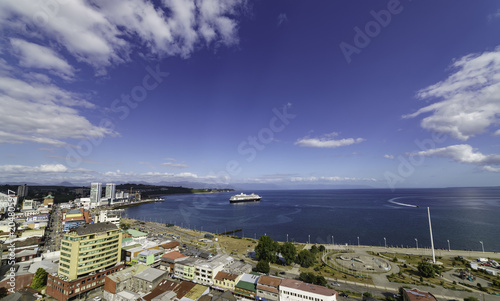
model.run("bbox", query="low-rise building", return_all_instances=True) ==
[104,264,149,301]
[130,267,167,294]
[234,273,260,300]
[213,271,241,292]
[279,278,338,301]
[194,254,234,286]
[256,275,282,301]
[137,249,163,267]
[174,257,198,281]
[47,263,125,301]
[160,250,188,273]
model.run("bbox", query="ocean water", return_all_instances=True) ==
[123,187,500,252]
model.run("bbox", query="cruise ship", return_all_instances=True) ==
[229,193,262,203]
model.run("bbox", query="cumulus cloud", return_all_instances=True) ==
[384,154,394,160]
[295,133,365,148]
[411,144,500,172]
[404,47,500,141]
[290,176,376,182]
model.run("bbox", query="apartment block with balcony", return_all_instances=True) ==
[58,222,122,281]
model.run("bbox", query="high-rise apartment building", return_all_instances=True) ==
[105,183,116,201]
[90,183,102,207]
[58,222,122,280]
[17,184,28,198]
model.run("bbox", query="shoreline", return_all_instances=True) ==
[121,217,500,257]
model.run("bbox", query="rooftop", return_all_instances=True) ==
[134,267,166,282]
[161,241,180,249]
[257,275,282,287]
[73,222,118,236]
[162,251,188,261]
[280,279,337,297]
[214,271,240,282]
[127,228,148,237]
[139,249,163,256]
[106,265,149,283]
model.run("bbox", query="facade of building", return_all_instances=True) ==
[234,273,260,300]
[22,199,36,211]
[130,267,167,294]
[160,250,187,274]
[90,183,102,207]
[137,249,163,267]
[98,210,121,226]
[105,183,116,200]
[43,194,54,207]
[194,254,233,286]
[174,257,198,281]
[47,263,125,301]
[256,275,282,301]
[17,184,28,198]
[279,279,338,301]
[103,264,149,301]
[58,222,122,280]
[213,271,241,292]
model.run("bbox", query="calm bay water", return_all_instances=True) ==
[123,187,500,252]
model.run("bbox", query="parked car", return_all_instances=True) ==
[340,292,349,298]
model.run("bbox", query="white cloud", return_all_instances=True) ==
[10,38,75,80]
[162,162,189,168]
[0,0,248,73]
[0,164,68,174]
[384,154,394,160]
[411,144,500,172]
[404,47,500,141]
[295,133,365,148]
[0,73,115,146]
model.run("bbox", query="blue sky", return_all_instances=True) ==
[1,0,500,189]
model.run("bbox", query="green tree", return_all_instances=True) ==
[0,287,7,299]
[417,262,440,278]
[280,242,297,265]
[256,260,270,274]
[299,272,327,286]
[255,235,279,263]
[296,249,316,268]
[363,292,373,299]
[318,245,326,252]
[310,245,319,254]
[31,268,48,290]
[464,297,479,301]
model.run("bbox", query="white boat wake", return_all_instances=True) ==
[388,197,419,208]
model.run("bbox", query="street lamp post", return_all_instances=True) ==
[480,241,484,253]
[415,238,418,250]
[357,236,360,247]
[332,235,334,246]
[447,239,450,252]
[384,237,387,248]
[308,234,311,244]
[286,234,288,243]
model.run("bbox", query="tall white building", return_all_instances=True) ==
[90,183,102,206]
[105,183,116,200]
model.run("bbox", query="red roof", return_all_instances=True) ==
[161,241,180,249]
[161,251,187,261]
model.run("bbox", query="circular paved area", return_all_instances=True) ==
[333,253,392,273]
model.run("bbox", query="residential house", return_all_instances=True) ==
[234,273,260,300]
[402,288,438,301]
[160,250,188,274]
[213,271,241,292]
